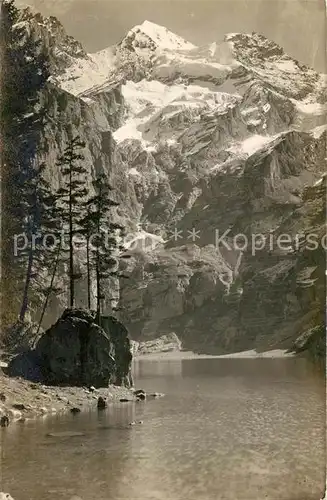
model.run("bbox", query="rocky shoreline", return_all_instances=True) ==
[0,311,173,428]
[0,371,136,426]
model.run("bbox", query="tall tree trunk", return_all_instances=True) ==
[37,242,61,335]
[69,164,74,308]
[19,240,34,323]
[96,247,101,326]
[96,193,101,325]
[86,234,91,310]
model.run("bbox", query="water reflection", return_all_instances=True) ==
[1,357,325,500]
[132,358,182,378]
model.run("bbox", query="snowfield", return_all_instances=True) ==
[58,48,114,96]
[113,79,240,148]
[128,20,196,51]
[55,20,326,172]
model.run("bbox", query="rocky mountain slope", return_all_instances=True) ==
[18,9,326,355]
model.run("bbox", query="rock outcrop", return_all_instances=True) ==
[131,332,182,356]
[8,309,133,388]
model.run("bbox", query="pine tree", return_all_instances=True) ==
[81,174,130,323]
[84,175,118,323]
[0,0,50,328]
[111,225,131,313]
[15,163,60,322]
[55,136,88,308]
[79,206,94,310]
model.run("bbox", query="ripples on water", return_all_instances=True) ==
[1,357,325,500]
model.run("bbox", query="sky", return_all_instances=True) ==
[18,0,326,72]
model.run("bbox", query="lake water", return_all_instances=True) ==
[0,357,325,500]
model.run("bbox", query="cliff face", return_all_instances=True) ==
[14,9,141,327]
[18,12,326,355]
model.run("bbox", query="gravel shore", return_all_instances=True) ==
[0,371,135,424]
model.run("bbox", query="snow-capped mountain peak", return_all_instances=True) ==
[26,7,324,131]
[121,20,196,52]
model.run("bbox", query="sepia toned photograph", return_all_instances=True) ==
[0,0,326,499]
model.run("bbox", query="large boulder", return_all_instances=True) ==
[8,309,133,388]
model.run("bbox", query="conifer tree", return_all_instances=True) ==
[55,136,88,308]
[81,174,130,323]
[79,206,94,310]
[16,163,60,322]
[0,0,50,327]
